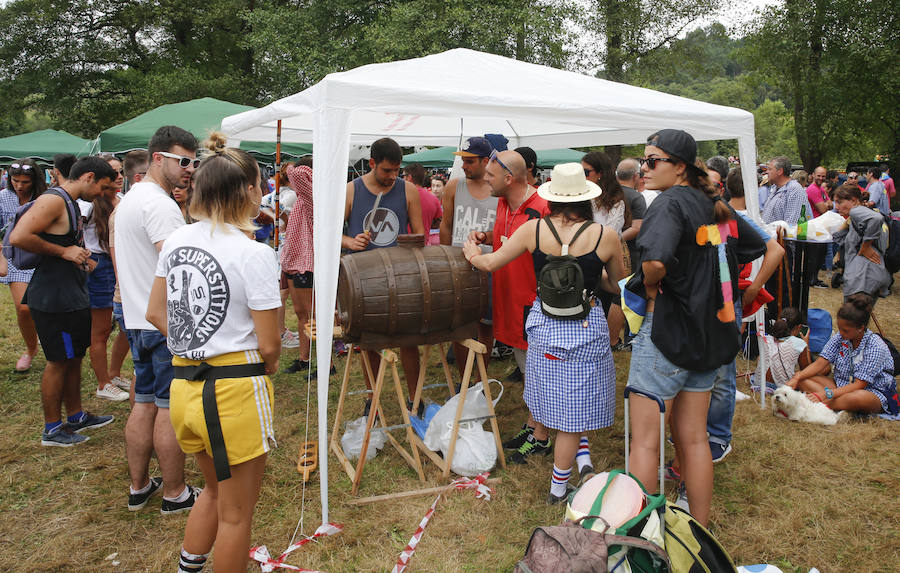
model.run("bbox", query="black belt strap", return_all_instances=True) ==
[174,362,267,482]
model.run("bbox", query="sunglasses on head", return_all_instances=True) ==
[489,149,513,176]
[639,157,676,170]
[9,163,33,171]
[158,151,200,169]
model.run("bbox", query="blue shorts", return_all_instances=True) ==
[86,253,115,309]
[626,312,717,401]
[128,328,174,408]
[112,301,126,334]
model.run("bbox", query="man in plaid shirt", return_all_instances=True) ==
[761,156,809,226]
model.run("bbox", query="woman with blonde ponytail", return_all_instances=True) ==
[146,133,281,573]
[625,129,767,526]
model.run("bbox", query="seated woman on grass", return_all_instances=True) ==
[788,294,898,415]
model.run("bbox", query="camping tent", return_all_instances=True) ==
[221,48,761,525]
[97,97,314,159]
[401,146,586,168]
[0,129,95,161]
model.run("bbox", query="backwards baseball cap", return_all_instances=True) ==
[453,137,493,158]
[646,129,702,172]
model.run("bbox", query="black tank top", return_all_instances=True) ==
[532,219,606,296]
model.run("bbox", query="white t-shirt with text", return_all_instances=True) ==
[156,220,281,361]
[115,181,185,330]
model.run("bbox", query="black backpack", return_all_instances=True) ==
[880,213,900,274]
[537,217,596,321]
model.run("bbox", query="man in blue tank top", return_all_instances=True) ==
[343,138,424,413]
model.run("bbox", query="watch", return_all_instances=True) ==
[824,387,834,400]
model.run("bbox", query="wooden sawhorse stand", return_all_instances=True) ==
[330,346,426,495]
[408,338,507,478]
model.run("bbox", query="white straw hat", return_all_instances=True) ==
[537,162,602,203]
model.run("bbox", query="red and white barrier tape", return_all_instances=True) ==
[251,523,343,572]
[391,473,493,573]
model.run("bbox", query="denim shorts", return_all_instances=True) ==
[112,301,126,334]
[626,312,717,401]
[128,328,174,408]
[86,253,115,309]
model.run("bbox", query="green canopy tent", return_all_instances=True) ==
[0,129,95,161]
[401,146,587,168]
[98,97,312,160]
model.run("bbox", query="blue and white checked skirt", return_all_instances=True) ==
[524,299,616,433]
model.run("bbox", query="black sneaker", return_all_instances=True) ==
[67,411,114,433]
[547,482,576,505]
[503,424,534,450]
[505,367,523,383]
[509,433,552,464]
[811,279,828,289]
[362,399,379,423]
[578,464,596,487]
[406,400,425,418]
[128,477,163,511]
[161,485,202,515]
[282,359,311,374]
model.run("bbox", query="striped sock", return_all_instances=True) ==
[178,548,209,572]
[550,465,572,497]
[576,436,592,473]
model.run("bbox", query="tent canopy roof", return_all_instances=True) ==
[0,129,94,161]
[222,48,755,149]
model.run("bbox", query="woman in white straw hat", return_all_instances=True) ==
[464,162,625,503]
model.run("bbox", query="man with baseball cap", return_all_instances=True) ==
[440,137,499,379]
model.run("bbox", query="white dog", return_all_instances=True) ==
[772,386,850,426]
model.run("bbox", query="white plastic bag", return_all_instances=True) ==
[341,416,387,461]
[423,379,503,451]
[442,421,496,476]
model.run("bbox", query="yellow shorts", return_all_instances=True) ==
[170,350,276,466]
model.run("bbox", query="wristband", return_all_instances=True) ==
[824,387,834,400]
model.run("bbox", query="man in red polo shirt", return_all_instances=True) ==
[469,149,550,463]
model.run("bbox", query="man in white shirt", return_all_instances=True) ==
[115,126,200,514]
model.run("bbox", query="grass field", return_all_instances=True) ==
[0,284,898,572]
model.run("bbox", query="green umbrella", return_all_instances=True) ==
[401,146,587,168]
[0,129,95,161]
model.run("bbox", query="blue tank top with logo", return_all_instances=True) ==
[347,176,408,249]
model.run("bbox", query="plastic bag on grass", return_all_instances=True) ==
[341,416,387,460]
[423,379,503,451]
[441,421,497,475]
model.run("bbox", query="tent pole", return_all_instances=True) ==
[274,120,282,252]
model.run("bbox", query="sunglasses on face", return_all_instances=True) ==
[158,151,200,169]
[490,150,513,176]
[639,156,676,170]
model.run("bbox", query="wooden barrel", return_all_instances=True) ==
[337,245,488,349]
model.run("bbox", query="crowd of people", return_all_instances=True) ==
[0,125,896,570]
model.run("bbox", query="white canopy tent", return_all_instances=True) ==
[221,48,762,525]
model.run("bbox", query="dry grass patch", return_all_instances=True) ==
[0,284,898,571]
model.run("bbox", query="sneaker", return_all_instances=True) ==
[41,425,89,447]
[406,400,426,419]
[509,433,552,464]
[96,383,129,402]
[811,279,828,289]
[664,463,681,482]
[15,352,33,372]
[161,485,202,515]
[110,376,132,391]
[503,425,534,450]
[281,329,300,348]
[547,482,576,505]
[710,441,732,464]
[282,359,309,374]
[128,477,163,511]
[334,340,348,356]
[674,481,690,513]
[505,367,523,383]
[67,411,115,433]
[578,465,596,487]
[362,399,379,423]
[611,340,631,352]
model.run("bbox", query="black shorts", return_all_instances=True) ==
[30,307,91,362]
[286,271,313,289]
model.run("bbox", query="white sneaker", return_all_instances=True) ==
[97,383,129,402]
[110,376,132,391]
[281,329,300,348]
